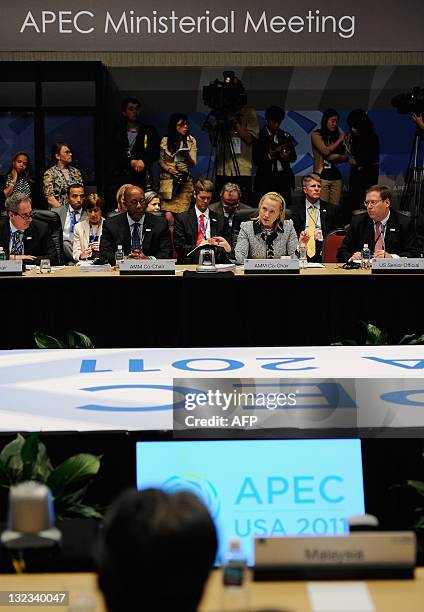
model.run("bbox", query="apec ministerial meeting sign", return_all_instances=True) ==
[0,0,423,53]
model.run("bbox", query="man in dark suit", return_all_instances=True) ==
[0,192,58,264]
[292,174,341,262]
[337,184,420,262]
[209,181,256,250]
[99,185,173,264]
[55,183,87,263]
[173,178,231,263]
[108,97,159,205]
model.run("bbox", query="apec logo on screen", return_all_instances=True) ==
[136,439,365,564]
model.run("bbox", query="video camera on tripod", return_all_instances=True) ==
[392,86,424,116]
[202,71,247,121]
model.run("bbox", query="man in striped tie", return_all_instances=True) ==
[0,192,58,264]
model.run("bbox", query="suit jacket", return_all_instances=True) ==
[73,219,104,261]
[291,200,341,262]
[253,126,296,189]
[0,216,58,265]
[54,205,87,230]
[209,201,256,249]
[99,212,173,264]
[109,122,159,189]
[173,208,230,264]
[337,209,420,262]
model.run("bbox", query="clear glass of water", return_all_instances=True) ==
[40,258,51,274]
[299,246,307,269]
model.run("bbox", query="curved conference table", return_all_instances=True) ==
[0,264,421,349]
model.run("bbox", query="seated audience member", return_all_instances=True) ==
[210,182,255,249]
[0,192,57,264]
[292,174,341,262]
[73,194,105,262]
[1,152,39,210]
[97,488,217,612]
[253,105,297,206]
[173,178,231,263]
[108,183,132,218]
[99,185,173,264]
[43,142,83,209]
[55,184,87,263]
[145,190,162,213]
[159,113,197,214]
[235,191,298,263]
[337,184,420,262]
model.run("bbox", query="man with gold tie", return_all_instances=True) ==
[292,174,341,262]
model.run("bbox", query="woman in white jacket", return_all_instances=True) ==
[73,193,105,262]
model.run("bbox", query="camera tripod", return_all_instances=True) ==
[205,114,241,185]
[400,129,424,230]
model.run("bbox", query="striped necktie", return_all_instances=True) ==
[307,206,317,258]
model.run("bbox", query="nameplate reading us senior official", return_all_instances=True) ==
[244,258,300,274]
[119,259,176,275]
[0,260,23,276]
[371,258,424,274]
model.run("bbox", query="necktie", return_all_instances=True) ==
[11,231,24,255]
[307,206,317,258]
[374,221,384,253]
[196,214,206,246]
[131,222,141,251]
[70,211,78,237]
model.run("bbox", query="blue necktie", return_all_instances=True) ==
[11,231,24,255]
[131,222,141,251]
[70,210,78,237]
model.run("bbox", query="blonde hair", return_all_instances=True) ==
[116,183,133,212]
[255,191,286,228]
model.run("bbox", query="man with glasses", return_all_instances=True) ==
[337,184,420,262]
[210,182,255,250]
[99,185,172,264]
[173,178,231,263]
[0,192,57,264]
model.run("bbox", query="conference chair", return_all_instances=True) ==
[32,209,65,265]
[322,228,347,263]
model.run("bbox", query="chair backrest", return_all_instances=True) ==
[32,209,64,265]
[322,228,347,263]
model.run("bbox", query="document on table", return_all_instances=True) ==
[307,582,375,612]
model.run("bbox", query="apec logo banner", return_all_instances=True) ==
[136,439,365,565]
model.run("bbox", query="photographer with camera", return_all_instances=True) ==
[203,72,259,205]
[159,113,197,214]
[253,105,297,206]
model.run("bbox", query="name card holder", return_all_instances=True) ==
[372,258,424,274]
[244,258,300,274]
[119,259,176,275]
[254,532,416,580]
[0,260,23,276]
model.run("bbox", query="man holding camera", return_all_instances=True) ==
[253,106,297,207]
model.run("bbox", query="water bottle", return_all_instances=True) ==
[115,244,124,268]
[299,245,307,269]
[0,247,5,261]
[361,243,371,269]
[222,538,249,611]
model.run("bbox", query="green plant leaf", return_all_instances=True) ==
[67,331,95,349]
[21,433,40,481]
[0,434,26,482]
[405,334,424,345]
[364,323,387,345]
[64,503,103,519]
[34,333,66,349]
[407,480,424,497]
[47,454,101,497]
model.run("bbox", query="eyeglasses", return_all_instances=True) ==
[176,121,189,127]
[364,199,382,207]
[13,211,33,220]
[128,199,146,206]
